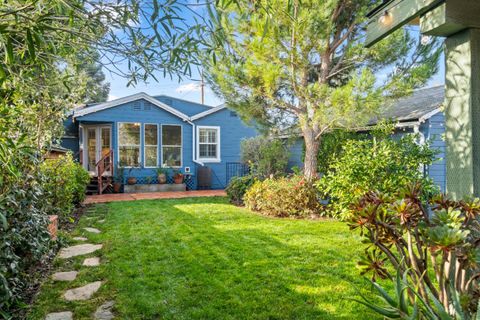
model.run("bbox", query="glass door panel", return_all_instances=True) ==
[100,127,111,174]
[87,128,97,173]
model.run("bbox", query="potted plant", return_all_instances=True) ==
[113,167,124,193]
[172,168,184,184]
[127,168,136,185]
[156,167,167,184]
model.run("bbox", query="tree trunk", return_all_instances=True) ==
[302,126,320,180]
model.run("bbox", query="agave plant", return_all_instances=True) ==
[349,183,480,318]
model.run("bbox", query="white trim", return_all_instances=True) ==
[161,124,183,168]
[73,92,190,121]
[419,107,443,123]
[117,122,142,168]
[196,126,221,162]
[143,123,159,168]
[190,104,227,121]
[81,124,112,174]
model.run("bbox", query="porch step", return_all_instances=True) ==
[86,176,113,195]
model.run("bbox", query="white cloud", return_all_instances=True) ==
[175,83,201,93]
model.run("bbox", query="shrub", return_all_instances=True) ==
[319,133,438,218]
[350,184,480,318]
[226,175,256,205]
[244,175,322,217]
[241,136,289,178]
[39,153,90,221]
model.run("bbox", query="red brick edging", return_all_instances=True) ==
[84,190,227,204]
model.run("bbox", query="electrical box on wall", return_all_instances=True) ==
[185,167,191,173]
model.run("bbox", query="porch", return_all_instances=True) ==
[83,189,227,204]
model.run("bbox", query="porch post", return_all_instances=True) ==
[445,28,480,198]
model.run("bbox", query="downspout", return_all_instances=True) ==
[413,122,427,179]
[185,119,204,166]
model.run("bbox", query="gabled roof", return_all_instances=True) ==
[190,104,227,121]
[370,86,444,125]
[73,92,191,120]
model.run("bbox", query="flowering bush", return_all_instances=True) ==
[226,175,256,205]
[241,136,289,178]
[244,175,322,217]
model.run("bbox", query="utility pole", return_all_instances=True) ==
[200,71,205,105]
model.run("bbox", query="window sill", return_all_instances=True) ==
[198,159,221,163]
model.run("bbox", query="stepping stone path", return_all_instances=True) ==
[98,219,105,224]
[94,301,115,320]
[73,236,88,241]
[52,271,78,282]
[83,257,101,266]
[64,281,102,301]
[84,227,101,234]
[59,244,103,259]
[45,311,73,320]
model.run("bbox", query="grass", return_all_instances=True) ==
[29,197,382,319]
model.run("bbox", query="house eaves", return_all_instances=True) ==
[190,104,227,121]
[73,92,190,121]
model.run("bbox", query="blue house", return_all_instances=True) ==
[61,93,257,193]
[287,86,447,192]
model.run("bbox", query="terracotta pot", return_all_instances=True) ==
[127,177,137,185]
[174,174,183,184]
[113,182,122,193]
[157,173,167,184]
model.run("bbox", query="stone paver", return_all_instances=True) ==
[83,257,101,266]
[84,190,227,204]
[98,219,105,224]
[52,271,78,282]
[84,227,101,234]
[73,236,88,241]
[45,311,73,320]
[64,281,102,301]
[59,244,103,259]
[94,301,115,320]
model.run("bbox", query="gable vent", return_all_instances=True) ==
[230,111,237,117]
[133,102,141,111]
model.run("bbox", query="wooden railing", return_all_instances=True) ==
[96,150,114,195]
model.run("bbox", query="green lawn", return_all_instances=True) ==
[30,197,381,319]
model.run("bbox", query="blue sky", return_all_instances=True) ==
[105,6,446,106]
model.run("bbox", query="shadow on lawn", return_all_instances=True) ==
[100,197,373,320]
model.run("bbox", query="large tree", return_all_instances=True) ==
[207,0,441,179]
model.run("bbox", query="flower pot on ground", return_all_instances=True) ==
[127,177,137,185]
[172,169,183,184]
[114,167,124,193]
[156,168,167,184]
[113,182,122,193]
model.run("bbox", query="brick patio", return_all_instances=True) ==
[84,190,227,204]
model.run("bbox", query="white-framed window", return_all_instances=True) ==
[144,124,158,167]
[161,125,182,167]
[197,126,220,162]
[118,122,141,167]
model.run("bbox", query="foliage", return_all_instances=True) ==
[206,0,441,178]
[244,175,322,217]
[240,136,289,178]
[319,131,438,218]
[39,154,90,222]
[0,138,51,316]
[76,51,110,103]
[316,129,359,175]
[349,184,480,318]
[225,175,256,205]
[30,198,379,319]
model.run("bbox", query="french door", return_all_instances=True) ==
[84,125,112,176]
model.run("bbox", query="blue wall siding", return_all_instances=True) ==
[60,117,80,159]
[194,109,257,189]
[287,137,304,172]
[422,112,446,193]
[76,99,195,183]
[154,95,211,117]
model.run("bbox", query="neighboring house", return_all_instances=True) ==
[60,93,257,191]
[287,86,447,192]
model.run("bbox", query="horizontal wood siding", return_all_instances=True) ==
[76,99,195,180]
[194,109,257,189]
[423,112,447,193]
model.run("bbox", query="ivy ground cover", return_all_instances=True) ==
[30,197,382,319]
